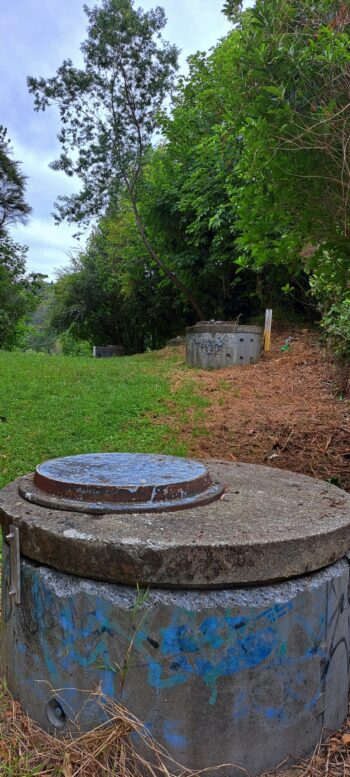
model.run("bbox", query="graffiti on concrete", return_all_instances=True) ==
[188,334,229,356]
[16,570,329,714]
[137,604,295,705]
[3,556,348,744]
[186,331,262,368]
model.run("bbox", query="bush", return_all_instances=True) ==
[59,329,92,357]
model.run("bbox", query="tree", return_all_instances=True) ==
[50,201,188,353]
[28,0,205,320]
[225,0,350,266]
[0,236,45,348]
[222,1,243,22]
[139,46,304,321]
[0,125,31,234]
[213,0,350,349]
[0,127,38,348]
[139,62,253,321]
[21,282,58,353]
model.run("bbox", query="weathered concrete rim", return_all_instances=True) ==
[1,461,350,588]
[186,324,263,334]
[18,553,350,608]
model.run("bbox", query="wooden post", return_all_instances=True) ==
[264,309,273,352]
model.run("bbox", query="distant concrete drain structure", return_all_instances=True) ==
[1,454,350,776]
[186,321,263,369]
[93,345,124,358]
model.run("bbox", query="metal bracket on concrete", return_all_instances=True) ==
[6,526,21,605]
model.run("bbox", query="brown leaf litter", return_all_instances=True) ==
[164,325,350,492]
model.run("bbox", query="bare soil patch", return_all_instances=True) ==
[168,325,350,491]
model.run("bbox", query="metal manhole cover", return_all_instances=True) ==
[19,453,224,514]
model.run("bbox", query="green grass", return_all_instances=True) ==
[0,349,207,492]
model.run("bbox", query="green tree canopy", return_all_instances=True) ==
[0,127,40,348]
[224,0,350,350]
[0,125,31,234]
[28,0,205,318]
[51,199,188,353]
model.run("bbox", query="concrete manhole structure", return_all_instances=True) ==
[1,453,350,775]
[186,322,263,369]
[92,345,125,358]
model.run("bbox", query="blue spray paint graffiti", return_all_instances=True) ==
[13,563,331,733]
[138,609,290,704]
[163,720,187,750]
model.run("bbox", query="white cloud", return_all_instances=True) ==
[15,217,77,250]
[9,137,79,201]
[10,218,83,280]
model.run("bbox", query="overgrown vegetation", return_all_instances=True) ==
[225,0,350,357]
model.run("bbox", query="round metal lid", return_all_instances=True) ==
[19,453,224,514]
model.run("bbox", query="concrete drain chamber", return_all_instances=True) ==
[1,452,350,776]
[186,322,263,369]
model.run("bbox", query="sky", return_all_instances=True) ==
[1,1,250,279]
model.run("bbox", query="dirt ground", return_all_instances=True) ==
[168,325,350,492]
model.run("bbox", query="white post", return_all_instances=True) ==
[264,309,273,352]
